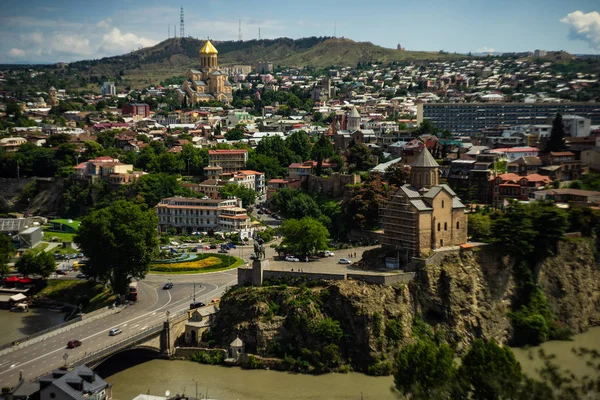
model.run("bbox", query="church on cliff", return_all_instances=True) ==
[381,147,468,263]
[178,40,233,105]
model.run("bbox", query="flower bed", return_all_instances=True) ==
[150,253,242,273]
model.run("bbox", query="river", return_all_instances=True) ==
[103,327,600,400]
[0,309,67,344]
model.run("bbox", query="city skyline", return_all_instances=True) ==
[0,0,599,63]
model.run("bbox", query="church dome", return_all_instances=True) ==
[200,40,218,55]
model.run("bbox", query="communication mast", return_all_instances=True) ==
[238,19,242,41]
[180,7,185,37]
[258,27,261,40]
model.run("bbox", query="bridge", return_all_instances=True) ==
[0,270,237,388]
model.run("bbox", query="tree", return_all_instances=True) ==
[225,127,245,141]
[281,217,329,256]
[0,234,14,278]
[468,213,492,241]
[218,183,257,207]
[83,141,106,160]
[246,153,285,179]
[75,200,159,295]
[457,339,522,400]
[346,143,376,172]
[544,113,566,153]
[286,130,312,161]
[344,174,394,231]
[15,251,56,278]
[311,134,335,176]
[394,340,456,399]
[383,162,409,186]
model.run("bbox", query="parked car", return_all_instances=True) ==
[285,256,300,262]
[163,282,173,290]
[203,246,211,250]
[210,298,220,305]
[189,301,206,310]
[160,246,170,250]
[108,328,122,336]
[218,249,229,254]
[338,258,352,265]
[324,250,335,257]
[67,339,82,348]
[228,243,237,249]
[257,210,263,214]
[55,270,67,275]
[76,273,87,279]
[209,244,217,249]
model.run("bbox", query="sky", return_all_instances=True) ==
[1,0,600,63]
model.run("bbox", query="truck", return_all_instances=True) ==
[127,281,138,301]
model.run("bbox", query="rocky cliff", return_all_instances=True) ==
[212,239,600,373]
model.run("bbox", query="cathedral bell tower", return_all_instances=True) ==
[200,40,218,72]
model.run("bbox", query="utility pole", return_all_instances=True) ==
[180,6,185,38]
[16,160,19,179]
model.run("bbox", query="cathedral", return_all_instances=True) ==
[381,147,468,263]
[179,40,233,105]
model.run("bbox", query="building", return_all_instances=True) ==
[533,188,600,205]
[182,179,226,199]
[507,156,542,176]
[256,61,273,74]
[39,365,112,400]
[0,137,27,152]
[540,151,586,181]
[534,49,547,57]
[156,197,253,237]
[18,226,42,249]
[73,156,144,185]
[266,178,302,200]
[122,103,150,119]
[562,115,591,137]
[288,161,334,179]
[207,149,248,173]
[490,173,552,208]
[381,147,468,262]
[100,82,116,96]
[581,148,600,172]
[48,87,58,107]
[488,147,538,162]
[180,40,233,105]
[417,102,600,134]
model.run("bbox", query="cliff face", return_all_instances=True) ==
[213,239,600,372]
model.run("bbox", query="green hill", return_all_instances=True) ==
[65,36,466,88]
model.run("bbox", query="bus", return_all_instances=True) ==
[127,281,138,301]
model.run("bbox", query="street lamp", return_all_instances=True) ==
[62,352,69,368]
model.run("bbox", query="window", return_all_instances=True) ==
[437,222,441,231]
[442,200,445,208]
[456,221,460,229]
[440,239,444,247]
[444,222,447,231]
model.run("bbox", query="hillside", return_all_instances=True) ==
[65,36,467,88]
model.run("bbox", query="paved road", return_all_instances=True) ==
[0,269,237,387]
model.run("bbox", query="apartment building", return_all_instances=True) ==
[122,103,150,119]
[0,137,27,152]
[73,156,144,185]
[417,102,600,134]
[207,149,248,173]
[490,173,552,208]
[156,197,252,237]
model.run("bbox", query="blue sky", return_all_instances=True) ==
[1,0,599,63]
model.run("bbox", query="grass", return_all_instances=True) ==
[49,246,79,255]
[43,230,76,243]
[36,279,116,313]
[27,242,49,254]
[149,253,245,274]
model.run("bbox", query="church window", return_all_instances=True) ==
[442,200,445,208]
[444,222,447,231]
[456,221,460,229]
[440,239,444,247]
[437,223,440,231]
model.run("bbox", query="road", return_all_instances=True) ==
[0,268,238,387]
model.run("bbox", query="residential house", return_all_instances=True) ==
[207,149,248,173]
[287,161,334,179]
[73,156,145,185]
[507,156,542,176]
[488,147,539,162]
[0,137,27,152]
[490,173,552,208]
[581,147,600,172]
[182,179,226,199]
[122,103,150,119]
[540,151,586,181]
[533,188,600,205]
[39,365,112,400]
[266,178,302,201]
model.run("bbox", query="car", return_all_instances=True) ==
[324,251,335,257]
[209,244,217,249]
[163,282,173,290]
[55,270,67,275]
[210,298,220,304]
[76,273,87,279]
[338,258,352,265]
[67,339,82,348]
[257,210,263,214]
[218,249,229,254]
[160,245,170,250]
[203,246,211,250]
[189,301,206,310]
[108,328,122,336]
[228,243,237,249]
[285,256,300,262]
[77,253,84,258]
[73,261,87,268]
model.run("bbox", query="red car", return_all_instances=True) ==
[67,340,82,349]
[55,270,67,275]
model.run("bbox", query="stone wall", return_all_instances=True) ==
[238,267,253,285]
[263,270,346,282]
[347,272,415,285]
[173,347,228,359]
[306,173,360,198]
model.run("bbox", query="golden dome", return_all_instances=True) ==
[200,40,218,55]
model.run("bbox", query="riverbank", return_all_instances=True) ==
[0,309,66,345]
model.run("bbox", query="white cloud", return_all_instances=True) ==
[96,19,112,29]
[479,46,495,53]
[100,27,157,54]
[561,10,600,50]
[8,48,25,58]
[49,33,94,56]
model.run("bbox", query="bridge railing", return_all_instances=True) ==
[0,317,82,352]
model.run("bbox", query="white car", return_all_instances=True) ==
[285,256,300,262]
[338,258,352,265]
[324,251,335,257]
[109,328,122,336]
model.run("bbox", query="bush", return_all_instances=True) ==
[385,319,403,341]
[368,360,393,376]
[243,354,264,369]
[511,311,549,345]
[190,350,225,365]
[310,317,343,343]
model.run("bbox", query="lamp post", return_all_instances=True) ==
[62,352,69,368]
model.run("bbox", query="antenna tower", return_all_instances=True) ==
[238,19,242,41]
[180,7,184,37]
[334,21,336,38]
[259,27,261,40]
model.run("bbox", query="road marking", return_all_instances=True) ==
[132,324,139,328]
[140,326,147,330]
[122,324,128,327]
[10,364,15,368]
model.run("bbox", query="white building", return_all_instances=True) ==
[100,82,116,96]
[562,115,591,137]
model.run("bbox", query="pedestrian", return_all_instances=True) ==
[354,252,356,258]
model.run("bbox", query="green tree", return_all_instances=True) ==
[344,174,394,231]
[225,127,245,141]
[346,143,376,172]
[544,113,566,153]
[218,183,257,208]
[311,134,335,176]
[383,162,409,186]
[0,234,15,278]
[394,340,456,399]
[468,213,492,241]
[246,153,285,179]
[15,251,56,278]
[126,173,195,208]
[75,200,159,294]
[457,339,523,400]
[281,217,329,256]
[286,130,312,161]
[83,141,107,160]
